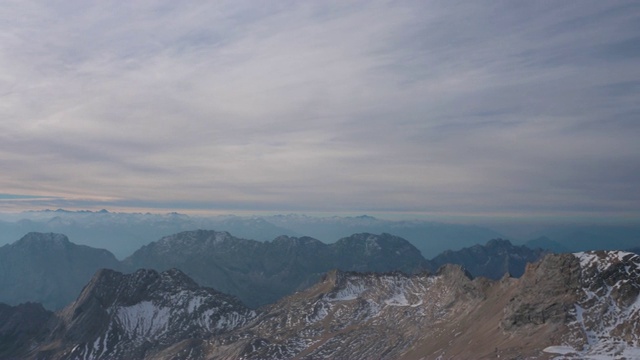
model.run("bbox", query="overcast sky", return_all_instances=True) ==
[1,1,639,220]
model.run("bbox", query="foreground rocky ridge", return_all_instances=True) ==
[4,250,639,359]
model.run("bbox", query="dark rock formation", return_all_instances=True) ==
[429,238,547,279]
[0,302,54,358]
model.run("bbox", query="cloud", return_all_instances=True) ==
[0,0,639,218]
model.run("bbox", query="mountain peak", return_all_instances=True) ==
[14,232,70,248]
[49,267,256,359]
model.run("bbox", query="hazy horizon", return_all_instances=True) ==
[2,1,639,220]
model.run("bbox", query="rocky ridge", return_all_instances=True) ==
[35,268,256,360]
[3,250,639,359]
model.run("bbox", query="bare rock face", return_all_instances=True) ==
[501,253,581,330]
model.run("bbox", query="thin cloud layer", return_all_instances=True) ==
[1,1,639,218]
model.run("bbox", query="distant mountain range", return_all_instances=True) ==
[1,210,638,260]
[0,231,546,310]
[123,231,430,308]
[3,250,640,359]
[262,214,504,257]
[0,210,297,259]
[0,210,506,258]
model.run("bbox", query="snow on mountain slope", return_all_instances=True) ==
[202,266,482,360]
[544,251,640,359]
[14,250,640,360]
[40,268,256,360]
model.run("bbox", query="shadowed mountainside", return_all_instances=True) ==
[0,232,121,310]
[122,230,430,308]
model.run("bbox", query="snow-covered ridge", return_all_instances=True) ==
[574,250,640,273]
[63,268,257,360]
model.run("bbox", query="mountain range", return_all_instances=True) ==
[0,231,545,310]
[2,250,639,359]
[1,210,638,260]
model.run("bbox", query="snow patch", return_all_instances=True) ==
[330,282,367,301]
[543,345,576,355]
[385,291,409,306]
[115,301,171,338]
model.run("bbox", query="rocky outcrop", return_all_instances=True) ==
[501,253,581,330]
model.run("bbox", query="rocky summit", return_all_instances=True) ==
[32,268,256,360]
[6,250,640,359]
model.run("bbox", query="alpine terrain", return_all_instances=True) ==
[2,250,639,359]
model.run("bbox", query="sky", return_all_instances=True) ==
[1,1,639,221]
